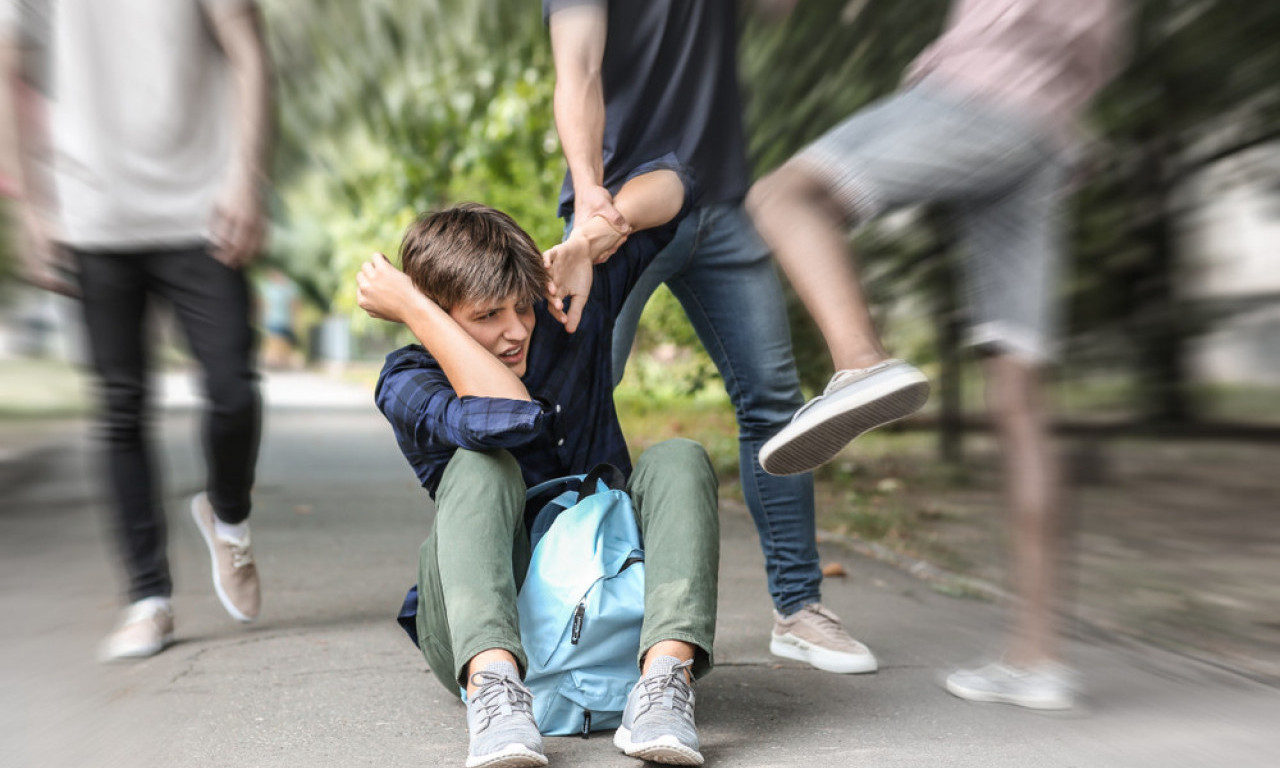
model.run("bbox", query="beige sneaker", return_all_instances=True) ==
[190,493,260,623]
[770,603,878,674]
[760,360,930,476]
[99,598,174,661]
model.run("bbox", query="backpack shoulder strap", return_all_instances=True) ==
[580,464,627,497]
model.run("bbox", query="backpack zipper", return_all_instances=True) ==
[581,709,591,738]
[569,553,643,646]
[571,601,586,644]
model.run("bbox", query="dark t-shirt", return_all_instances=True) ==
[544,0,750,216]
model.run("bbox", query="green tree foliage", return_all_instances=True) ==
[261,0,562,327]
[260,0,1280,426]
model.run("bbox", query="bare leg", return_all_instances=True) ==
[746,163,888,372]
[983,354,1061,666]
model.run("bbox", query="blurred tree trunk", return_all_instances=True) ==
[1130,135,1193,423]
[924,212,965,463]
[935,297,965,463]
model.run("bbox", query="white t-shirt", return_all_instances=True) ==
[6,0,251,248]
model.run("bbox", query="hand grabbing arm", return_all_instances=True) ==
[543,168,684,332]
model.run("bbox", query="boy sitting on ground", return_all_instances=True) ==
[357,166,720,768]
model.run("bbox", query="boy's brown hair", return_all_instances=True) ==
[398,203,549,311]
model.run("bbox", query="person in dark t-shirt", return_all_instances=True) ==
[544,0,879,676]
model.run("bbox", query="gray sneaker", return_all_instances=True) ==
[771,603,878,674]
[465,661,547,768]
[945,661,1078,710]
[759,360,930,476]
[614,656,702,766]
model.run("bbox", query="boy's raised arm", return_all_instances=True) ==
[357,252,532,401]
[544,168,685,332]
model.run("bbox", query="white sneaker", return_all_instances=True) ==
[98,598,174,661]
[945,661,1078,710]
[760,360,929,476]
[770,603,878,674]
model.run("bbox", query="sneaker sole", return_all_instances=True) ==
[98,632,175,663]
[760,371,930,476]
[944,677,1073,711]
[190,494,256,624]
[614,727,704,766]
[770,635,878,674]
[464,745,548,768]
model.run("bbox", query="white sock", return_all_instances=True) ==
[132,596,171,615]
[214,518,250,542]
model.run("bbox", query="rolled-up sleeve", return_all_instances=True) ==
[418,389,547,450]
[375,347,547,452]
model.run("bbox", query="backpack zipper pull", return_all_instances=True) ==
[581,709,591,738]
[571,601,586,644]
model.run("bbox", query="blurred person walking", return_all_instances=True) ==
[0,0,272,660]
[747,0,1124,709]
[545,0,880,676]
[259,267,301,370]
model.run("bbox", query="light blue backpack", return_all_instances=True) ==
[517,464,645,736]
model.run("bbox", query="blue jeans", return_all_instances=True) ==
[611,203,821,614]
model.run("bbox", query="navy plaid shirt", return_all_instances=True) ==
[376,167,691,497]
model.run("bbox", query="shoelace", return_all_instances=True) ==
[797,603,845,635]
[790,360,899,422]
[228,540,254,569]
[468,670,534,730]
[634,659,694,715]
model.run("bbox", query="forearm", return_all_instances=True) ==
[0,40,23,197]
[400,293,532,401]
[0,39,50,211]
[209,3,272,190]
[549,4,608,197]
[554,75,605,194]
[613,170,683,231]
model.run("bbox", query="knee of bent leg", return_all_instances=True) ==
[205,370,259,418]
[746,163,821,218]
[99,380,147,446]
[637,438,718,488]
[445,448,522,482]
[435,448,525,518]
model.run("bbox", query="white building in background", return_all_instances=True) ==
[1183,144,1280,386]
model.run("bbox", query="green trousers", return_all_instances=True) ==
[416,437,720,695]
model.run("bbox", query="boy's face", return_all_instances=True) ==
[448,293,536,377]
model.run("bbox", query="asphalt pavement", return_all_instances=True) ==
[1,371,1277,767]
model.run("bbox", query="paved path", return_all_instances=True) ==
[1,373,1277,767]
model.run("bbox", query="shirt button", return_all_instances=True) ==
[557,438,565,446]
[555,404,562,413]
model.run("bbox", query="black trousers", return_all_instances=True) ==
[73,246,261,602]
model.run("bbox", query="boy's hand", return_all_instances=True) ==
[543,235,595,334]
[357,252,419,323]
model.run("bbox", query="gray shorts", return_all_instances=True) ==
[795,80,1069,362]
